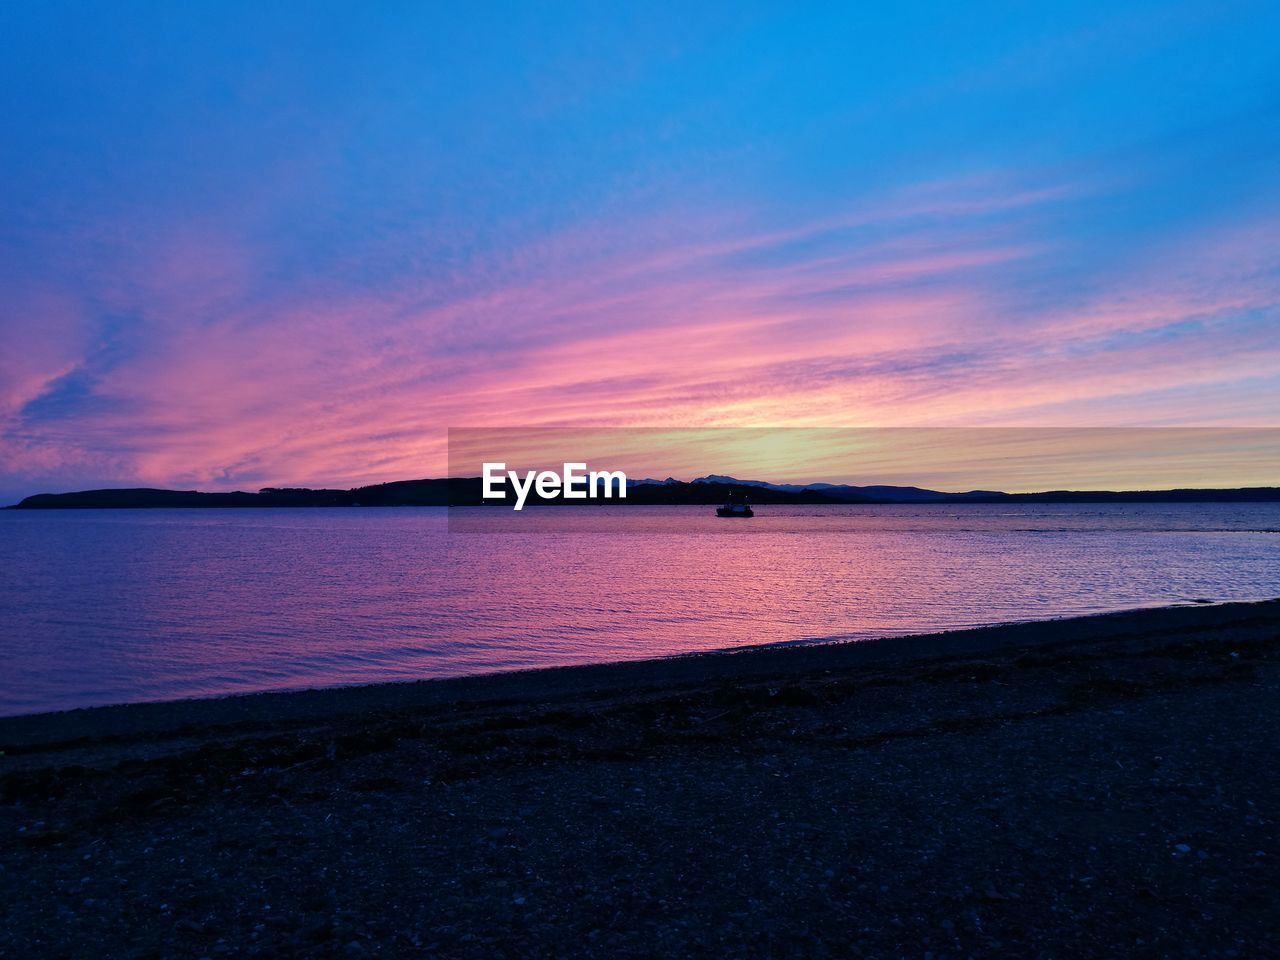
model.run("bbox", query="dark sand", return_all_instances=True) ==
[2,600,1277,958]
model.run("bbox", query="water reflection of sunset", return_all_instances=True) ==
[4,504,1279,715]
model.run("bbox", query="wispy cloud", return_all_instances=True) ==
[4,167,1276,497]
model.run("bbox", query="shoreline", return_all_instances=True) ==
[2,597,1273,746]
[4,598,1278,956]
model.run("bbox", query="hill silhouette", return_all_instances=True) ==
[9,476,1280,508]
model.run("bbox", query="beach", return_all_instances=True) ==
[2,599,1277,958]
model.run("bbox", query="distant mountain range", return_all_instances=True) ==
[673,475,1006,502]
[9,476,1280,508]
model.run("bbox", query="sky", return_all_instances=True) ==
[1,1,1278,501]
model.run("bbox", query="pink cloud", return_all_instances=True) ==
[2,173,1277,496]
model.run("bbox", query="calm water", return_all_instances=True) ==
[1,504,1278,716]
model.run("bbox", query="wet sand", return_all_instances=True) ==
[2,599,1277,958]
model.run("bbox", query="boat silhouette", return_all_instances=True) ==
[715,490,754,517]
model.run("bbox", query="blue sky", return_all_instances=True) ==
[1,1,1278,499]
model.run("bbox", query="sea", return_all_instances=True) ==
[1,503,1277,716]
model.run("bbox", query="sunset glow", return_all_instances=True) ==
[2,3,1278,500]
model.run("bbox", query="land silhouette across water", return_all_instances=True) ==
[9,476,1280,508]
[2,600,1277,957]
